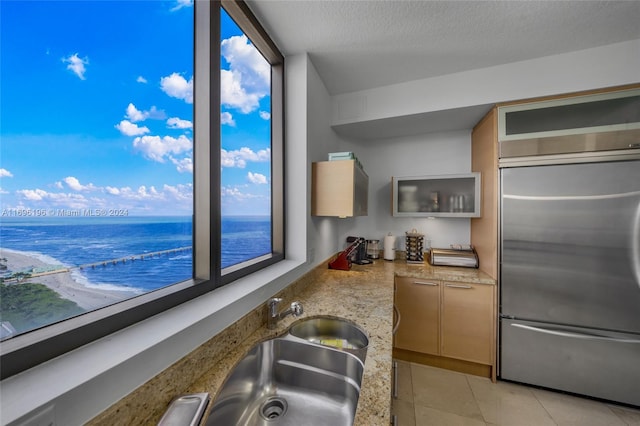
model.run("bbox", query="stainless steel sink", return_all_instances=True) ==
[288,316,369,362]
[205,336,364,426]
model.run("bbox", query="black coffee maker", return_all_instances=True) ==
[346,236,371,265]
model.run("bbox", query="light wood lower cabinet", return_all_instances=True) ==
[441,281,494,365]
[394,277,440,355]
[394,276,496,380]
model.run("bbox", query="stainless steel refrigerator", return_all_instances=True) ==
[500,158,640,407]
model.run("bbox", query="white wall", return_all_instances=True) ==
[332,39,640,126]
[284,54,309,265]
[337,130,473,253]
[305,55,345,264]
[322,39,640,256]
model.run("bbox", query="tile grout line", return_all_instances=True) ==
[463,372,490,425]
[402,360,640,426]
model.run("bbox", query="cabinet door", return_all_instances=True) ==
[394,277,440,355]
[392,173,481,218]
[311,160,368,217]
[441,282,494,365]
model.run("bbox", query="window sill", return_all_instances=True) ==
[0,259,307,425]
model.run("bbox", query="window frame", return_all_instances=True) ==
[0,0,285,380]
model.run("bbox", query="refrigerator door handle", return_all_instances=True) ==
[511,323,640,344]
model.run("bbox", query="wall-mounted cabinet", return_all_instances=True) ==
[392,173,481,217]
[311,160,368,217]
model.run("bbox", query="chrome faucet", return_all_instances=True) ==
[267,297,303,329]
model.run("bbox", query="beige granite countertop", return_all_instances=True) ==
[187,259,495,426]
[391,260,496,285]
[88,258,495,425]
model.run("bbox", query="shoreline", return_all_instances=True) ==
[1,248,139,311]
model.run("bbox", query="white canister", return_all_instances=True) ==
[384,233,396,261]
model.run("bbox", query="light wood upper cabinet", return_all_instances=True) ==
[311,160,368,217]
[394,276,440,355]
[441,281,495,365]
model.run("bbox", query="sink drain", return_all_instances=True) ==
[260,396,288,421]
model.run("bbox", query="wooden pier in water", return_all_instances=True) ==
[3,247,192,281]
[76,246,192,271]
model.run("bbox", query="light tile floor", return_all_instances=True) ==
[392,360,640,426]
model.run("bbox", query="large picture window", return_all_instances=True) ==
[220,8,273,271]
[0,0,284,378]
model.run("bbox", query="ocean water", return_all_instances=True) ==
[0,216,271,293]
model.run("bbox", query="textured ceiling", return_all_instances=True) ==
[246,0,640,95]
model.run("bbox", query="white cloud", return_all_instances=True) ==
[170,0,192,12]
[247,172,268,184]
[136,76,148,84]
[62,53,88,80]
[160,73,193,104]
[105,186,120,195]
[170,156,193,173]
[17,188,47,201]
[116,119,150,136]
[12,181,193,215]
[221,147,270,168]
[133,134,192,163]
[126,103,147,122]
[162,183,192,201]
[167,117,193,129]
[0,168,13,178]
[114,183,192,202]
[16,188,88,208]
[63,176,97,191]
[220,35,270,113]
[221,35,270,91]
[221,186,258,200]
[125,103,166,122]
[259,111,271,120]
[221,186,268,209]
[221,70,261,114]
[221,112,236,127]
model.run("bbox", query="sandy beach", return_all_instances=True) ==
[1,248,139,311]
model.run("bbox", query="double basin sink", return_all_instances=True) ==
[205,316,369,426]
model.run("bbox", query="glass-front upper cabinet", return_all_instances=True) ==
[392,173,481,217]
[498,87,640,158]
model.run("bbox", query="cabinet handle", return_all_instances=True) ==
[413,280,438,286]
[445,284,472,289]
[392,305,401,335]
[391,414,398,426]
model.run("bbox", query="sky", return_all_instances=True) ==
[0,0,272,217]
